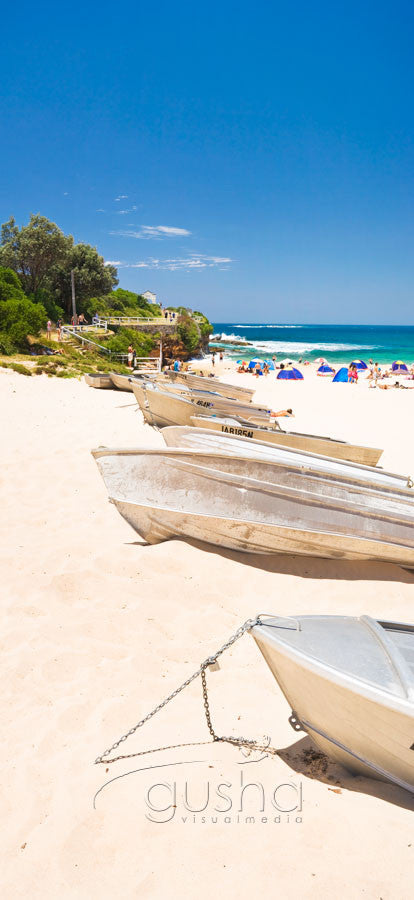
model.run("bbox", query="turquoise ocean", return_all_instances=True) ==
[211,324,414,366]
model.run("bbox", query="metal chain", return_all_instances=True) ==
[95,616,262,765]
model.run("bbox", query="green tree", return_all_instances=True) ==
[52,243,118,315]
[0,214,72,295]
[0,266,47,353]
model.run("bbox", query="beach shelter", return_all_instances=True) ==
[277,366,304,380]
[317,364,335,376]
[392,360,408,374]
[314,357,327,365]
[350,359,368,370]
[263,359,275,370]
[333,367,350,383]
[248,357,264,370]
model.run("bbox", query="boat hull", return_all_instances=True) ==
[161,426,411,492]
[169,371,255,402]
[84,373,113,389]
[110,372,135,391]
[92,449,414,565]
[190,415,383,467]
[142,388,272,426]
[252,625,414,791]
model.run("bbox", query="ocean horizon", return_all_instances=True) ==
[211,323,414,365]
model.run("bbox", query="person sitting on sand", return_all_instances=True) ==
[263,362,269,375]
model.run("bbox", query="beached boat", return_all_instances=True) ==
[84,373,113,389]
[189,414,383,467]
[168,371,256,402]
[91,447,414,565]
[251,614,414,792]
[159,381,272,413]
[160,426,411,492]
[110,372,161,392]
[132,384,274,427]
[110,372,136,391]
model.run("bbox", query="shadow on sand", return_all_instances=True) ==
[155,537,414,584]
[278,734,414,811]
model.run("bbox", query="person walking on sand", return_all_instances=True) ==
[219,351,223,362]
[46,319,52,340]
[212,352,216,367]
[127,345,134,368]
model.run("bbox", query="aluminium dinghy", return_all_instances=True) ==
[91,446,414,565]
[189,414,383,467]
[132,383,274,427]
[160,426,412,493]
[251,614,414,793]
[167,370,256,402]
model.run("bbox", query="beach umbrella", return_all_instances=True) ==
[263,359,275,370]
[350,359,368,370]
[280,357,293,366]
[277,366,304,380]
[392,360,408,373]
[333,367,351,383]
[314,357,327,365]
[317,364,335,376]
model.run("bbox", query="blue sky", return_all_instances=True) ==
[1,1,413,323]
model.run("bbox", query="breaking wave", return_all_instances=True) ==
[251,341,377,353]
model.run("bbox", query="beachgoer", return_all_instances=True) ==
[46,319,52,340]
[272,356,276,366]
[132,350,137,368]
[127,345,134,368]
[219,351,223,362]
[173,358,180,372]
[273,408,294,417]
[348,364,358,384]
[263,362,269,375]
[212,353,216,367]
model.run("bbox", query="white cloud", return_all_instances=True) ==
[96,208,106,212]
[121,254,232,271]
[104,260,122,267]
[114,194,128,201]
[110,224,191,239]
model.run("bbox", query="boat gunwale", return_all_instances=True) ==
[190,414,382,454]
[91,445,414,498]
[161,425,406,488]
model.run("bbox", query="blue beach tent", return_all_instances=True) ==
[350,359,368,370]
[277,366,304,380]
[392,360,408,373]
[333,367,350,383]
[317,364,335,376]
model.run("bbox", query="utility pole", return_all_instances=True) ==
[70,269,77,324]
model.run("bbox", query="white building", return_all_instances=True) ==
[142,290,158,304]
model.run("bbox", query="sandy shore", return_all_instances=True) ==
[2,366,414,899]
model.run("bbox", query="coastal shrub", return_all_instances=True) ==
[2,361,32,376]
[85,288,162,320]
[103,327,155,356]
[176,316,200,353]
[0,293,47,353]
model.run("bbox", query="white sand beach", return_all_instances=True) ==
[2,366,414,899]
